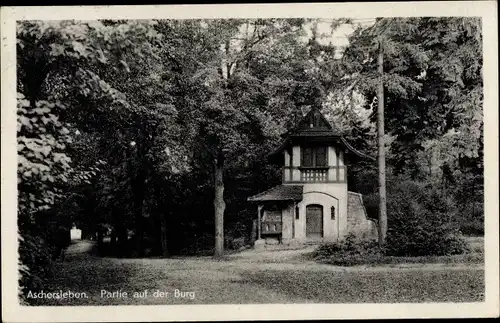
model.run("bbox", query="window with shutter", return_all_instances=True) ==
[315,147,327,167]
[301,146,328,167]
[302,147,313,167]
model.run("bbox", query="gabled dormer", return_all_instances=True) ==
[269,107,366,184]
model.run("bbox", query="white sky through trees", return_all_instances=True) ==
[302,19,376,58]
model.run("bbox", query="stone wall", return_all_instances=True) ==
[346,192,378,241]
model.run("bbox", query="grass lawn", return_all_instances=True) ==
[27,240,484,306]
[316,252,484,266]
[466,236,485,253]
[244,268,484,303]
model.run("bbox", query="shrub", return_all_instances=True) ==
[225,236,247,250]
[18,233,54,304]
[456,202,484,236]
[314,233,384,266]
[384,181,470,256]
[317,180,471,264]
[225,218,253,250]
[178,232,215,256]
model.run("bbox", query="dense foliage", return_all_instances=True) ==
[316,181,472,263]
[16,18,483,301]
[315,180,470,262]
[384,181,470,256]
[314,233,384,266]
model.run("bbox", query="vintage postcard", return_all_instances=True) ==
[1,2,499,322]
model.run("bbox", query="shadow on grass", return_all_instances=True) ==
[316,253,484,266]
[28,257,139,306]
[240,267,485,303]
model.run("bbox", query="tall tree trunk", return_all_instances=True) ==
[116,223,128,257]
[127,157,147,257]
[250,219,257,245]
[128,120,148,257]
[110,229,117,249]
[133,180,146,257]
[160,213,169,257]
[154,179,169,257]
[377,38,388,246]
[97,228,104,250]
[214,151,225,258]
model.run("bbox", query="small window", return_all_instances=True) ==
[331,206,336,220]
[314,112,321,127]
[295,205,300,219]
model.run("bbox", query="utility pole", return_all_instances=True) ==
[377,36,387,246]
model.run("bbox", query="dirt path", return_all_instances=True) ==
[66,240,483,272]
[66,240,96,255]
[225,245,318,263]
[64,240,96,261]
[37,240,483,305]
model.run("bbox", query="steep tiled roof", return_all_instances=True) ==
[247,185,304,202]
[286,107,343,137]
[268,107,374,163]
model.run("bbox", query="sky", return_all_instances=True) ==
[302,19,376,58]
[305,22,354,46]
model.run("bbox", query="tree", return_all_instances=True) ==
[339,17,483,242]
[344,18,482,183]
[412,17,483,186]
[345,17,484,245]
[376,34,388,245]
[16,19,183,297]
[157,18,341,256]
[192,19,309,257]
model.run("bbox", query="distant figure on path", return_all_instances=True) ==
[70,226,82,240]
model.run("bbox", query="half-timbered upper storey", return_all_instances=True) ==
[268,107,366,184]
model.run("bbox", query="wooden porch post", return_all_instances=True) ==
[257,205,263,240]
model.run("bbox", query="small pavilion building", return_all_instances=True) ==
[248,107,378,246]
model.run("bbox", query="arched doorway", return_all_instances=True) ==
[306,204,323,240]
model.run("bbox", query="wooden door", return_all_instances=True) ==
[306,205,323,239]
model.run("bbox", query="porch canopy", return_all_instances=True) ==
[248,185,303,239]
[247,184,303,202]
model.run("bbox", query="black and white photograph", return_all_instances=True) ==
[1,2,498,322]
